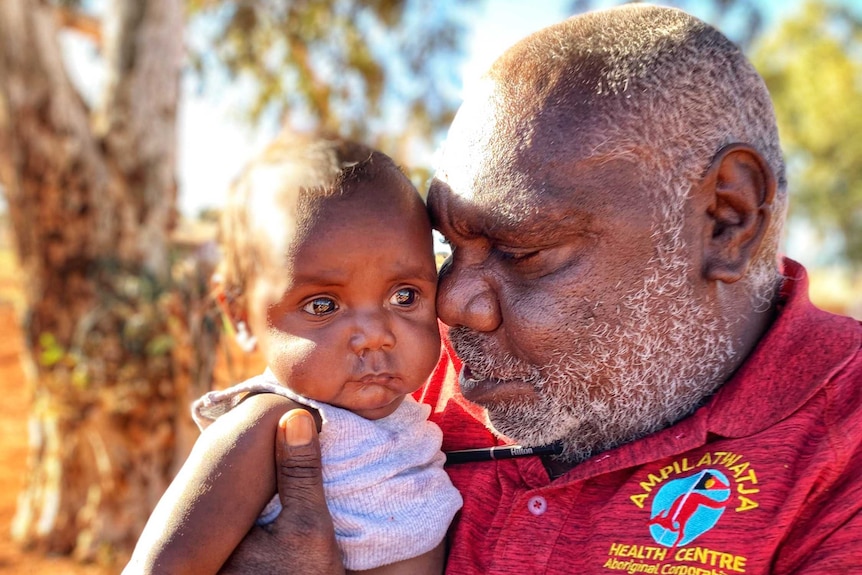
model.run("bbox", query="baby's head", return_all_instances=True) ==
[219,133,440,419]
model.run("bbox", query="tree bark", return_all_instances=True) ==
[0,0,215,564]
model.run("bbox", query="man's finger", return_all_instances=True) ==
[218,409,341,574]
[276,408,329,516]
[267,409,343,573]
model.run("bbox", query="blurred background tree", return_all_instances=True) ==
[0,0,189,563]
[185,0,469,183]
[0,0,469,564]
[752,0,862,272]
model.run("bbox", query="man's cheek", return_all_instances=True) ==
[506,295,589,349]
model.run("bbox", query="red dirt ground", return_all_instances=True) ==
[0,303,112,574]
[0,247,265,574]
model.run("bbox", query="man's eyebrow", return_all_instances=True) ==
[482,207,597,244]
[430,178,599,242]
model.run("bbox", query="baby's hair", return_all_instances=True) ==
[218,132,409,296]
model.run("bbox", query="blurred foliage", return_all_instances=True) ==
[48,0,473,164]
[752,0,862,270]
[184,0,473,145]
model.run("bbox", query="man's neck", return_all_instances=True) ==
[542,455,578,480]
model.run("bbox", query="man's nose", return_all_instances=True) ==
[349,308,396,355]
[436,256,502,332]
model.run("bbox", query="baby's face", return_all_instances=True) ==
[248,177,440,419]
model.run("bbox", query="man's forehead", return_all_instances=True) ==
[431,134,652,242]
[430,135,583,242]
[433,92,567,209]
[431,166,539,220]
[434,78,511,199]
[435,76,599,198]
[434,107,561,229]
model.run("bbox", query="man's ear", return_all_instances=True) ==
[701,143,776,284]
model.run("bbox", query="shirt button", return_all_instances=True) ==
[528,495,547,516]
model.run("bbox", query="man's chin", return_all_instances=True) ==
[482,405,565,447]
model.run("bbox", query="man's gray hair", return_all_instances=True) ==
[492,4,787,302]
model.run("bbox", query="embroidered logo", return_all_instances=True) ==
[648,469,730,547]
[601,451,760,573]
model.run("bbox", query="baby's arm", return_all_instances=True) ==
[350,542,446,575]
[124,393,300,575]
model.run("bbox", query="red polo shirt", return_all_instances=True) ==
[416,259,862,574]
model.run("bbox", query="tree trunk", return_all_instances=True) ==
[0,0,216,564]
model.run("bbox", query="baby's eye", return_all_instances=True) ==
[302,297,338,316]
[390,288,417,307]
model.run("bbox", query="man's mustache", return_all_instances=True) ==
[448,327,541,383]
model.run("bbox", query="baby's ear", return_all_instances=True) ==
[700,143,776,284]
[210,273,247,339]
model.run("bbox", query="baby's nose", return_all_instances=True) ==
[349,308,396,355]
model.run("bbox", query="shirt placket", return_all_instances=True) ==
[494,485,582,573]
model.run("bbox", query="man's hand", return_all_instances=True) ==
[219,409,344,574]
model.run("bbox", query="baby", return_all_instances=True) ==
[125,135,461,574]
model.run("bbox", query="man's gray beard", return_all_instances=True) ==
[448,252,737,464]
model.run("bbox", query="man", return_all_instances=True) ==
[223,4,861,574]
